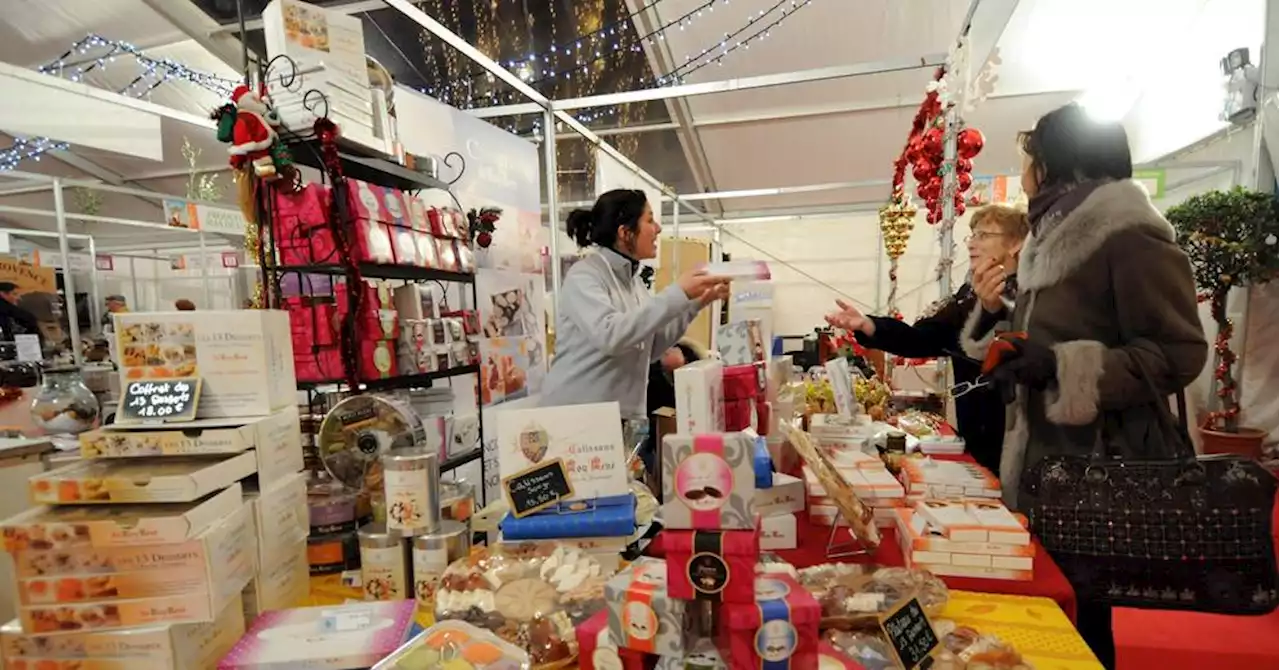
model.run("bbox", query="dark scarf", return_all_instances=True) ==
[1026,179,1110,236]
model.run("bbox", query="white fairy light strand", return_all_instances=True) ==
[2,34,236,171]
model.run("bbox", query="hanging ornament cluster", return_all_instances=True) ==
[878,193,917,260]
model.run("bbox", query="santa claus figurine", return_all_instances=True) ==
[228,84,280,180]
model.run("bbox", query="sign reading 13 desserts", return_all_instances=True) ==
[117,378,202,424]
[496,402,628,502]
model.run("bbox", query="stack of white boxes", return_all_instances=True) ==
[894,500,1034,580]
[754,471,804,550]
[0,310,307,670]
[805,414,906,529]
[261,0,391,155]
[899,458,1002,502]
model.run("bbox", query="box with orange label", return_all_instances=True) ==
[113,310,294,419]
[12,499,254,607]
[78,407,302,485]
[0,593,245,670]
[29,453,257,505]
[604,557,689,656]
[16,504,254,633]
[1,485,242,553]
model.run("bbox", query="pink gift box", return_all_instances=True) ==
[718,575,820,670]
[274,184,338,265]
[294,346,343,383]
[663,526,759,604]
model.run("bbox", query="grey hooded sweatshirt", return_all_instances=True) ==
[540,247,700,419]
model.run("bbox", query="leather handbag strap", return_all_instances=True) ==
[1089,352,1197,462]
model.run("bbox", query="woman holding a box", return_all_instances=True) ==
[824,203,1029,474]
[542,189,730,470]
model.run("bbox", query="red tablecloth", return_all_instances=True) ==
[647,520,1076,622]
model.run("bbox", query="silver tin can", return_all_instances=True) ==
[382,448,441,536]
[410,519,469,608]
[357,522,411,601]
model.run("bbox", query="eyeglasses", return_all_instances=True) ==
[964,231,1007,243]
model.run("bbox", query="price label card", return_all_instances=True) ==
[116,378,202,424]
[503,458,574,518]
[14,334,40,363]
[880,596,940,670]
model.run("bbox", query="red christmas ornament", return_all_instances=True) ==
[926,209,940,224]
[953,201,966,217]
[957,171,973,191]
[956,127,985,159]
[912,160,935,184]
[922,127,944,158]
[956,157,973,173]
[920,178,942,200]
[476,231,493,248]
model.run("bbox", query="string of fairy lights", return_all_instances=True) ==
[2,34,237,171]
[4,2,815,168]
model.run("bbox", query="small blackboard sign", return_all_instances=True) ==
[503,458,574,518]
[117,378,202,424]
[880,596,940,670]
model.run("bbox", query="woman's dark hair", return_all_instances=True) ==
[1018,103,1132,190]
[565,188,648,249]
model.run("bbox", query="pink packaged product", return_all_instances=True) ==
[437,239,461,272]
[218,601,416,670]
[273,184,337,266]
[718,575,820,670]
[415,231,440,268]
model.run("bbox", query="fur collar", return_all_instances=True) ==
[1018,179,1175,292]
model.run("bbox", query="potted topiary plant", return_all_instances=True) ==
[1166,186,1279,458]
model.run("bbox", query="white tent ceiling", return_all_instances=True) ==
[0,0,1265,239]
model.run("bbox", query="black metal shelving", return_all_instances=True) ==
[275,263,475,284]
[287,138,454,193]
[295,364,480,392]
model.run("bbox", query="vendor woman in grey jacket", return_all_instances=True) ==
[542,189,729,428]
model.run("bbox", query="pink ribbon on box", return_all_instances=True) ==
[690,434,727,528]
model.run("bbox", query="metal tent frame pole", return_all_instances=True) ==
[52,179,84,366]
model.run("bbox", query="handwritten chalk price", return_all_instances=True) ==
[117,378,202,424]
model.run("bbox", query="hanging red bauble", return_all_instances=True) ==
[953,201,966,217]
[906,136,925,162]
[920,178,942,200]
[957,171,973,191]
[956,157,973,173]
[912,160,935,184]
[956,127,985,159]
[926,209,940,224]
[922,127,944,157]
[476,231,493,248]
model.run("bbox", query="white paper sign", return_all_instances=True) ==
[14,334,40,362]
[496,402,628,502]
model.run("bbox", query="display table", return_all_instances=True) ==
[777,519,1078,622]
[942,590,1102,669]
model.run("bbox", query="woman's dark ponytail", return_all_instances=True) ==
[565,209,595,248]
[563,189,648,250]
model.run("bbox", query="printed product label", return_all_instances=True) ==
[360,545,407,600]
[756,620,798,663]
[384,468,429,533]
[411,545,448,606]
[686,553,728,595]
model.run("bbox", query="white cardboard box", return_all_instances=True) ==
[674,359,725,435]
[754,473,804,516]
[79,407,302,484]
[760,513,797,550]
[242,539,309,623]
[113,311,295,419]
[0,594,245,670]
[243,471,308,570]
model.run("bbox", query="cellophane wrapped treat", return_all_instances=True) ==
[796,564,948,629]
[434,543,609,666]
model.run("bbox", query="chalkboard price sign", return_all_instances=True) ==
[117,378,202,424]
[503,458,574,518]
[880,596,940,670]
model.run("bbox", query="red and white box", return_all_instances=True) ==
[577,609,651,670]
[273,184,336,266]
[718,574,819,670]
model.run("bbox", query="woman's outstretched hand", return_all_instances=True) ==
[824,299,874,336]
[677,269,731,303]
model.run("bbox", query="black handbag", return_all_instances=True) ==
[1021,361,1278,615]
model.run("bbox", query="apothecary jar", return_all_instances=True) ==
[30,367,100,435]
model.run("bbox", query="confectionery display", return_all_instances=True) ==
[435,543,609,665]
[798,564,950,628]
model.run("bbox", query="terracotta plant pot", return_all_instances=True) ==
[1199,423,1268,460]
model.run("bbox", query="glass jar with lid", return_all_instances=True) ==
[30,366,99,435]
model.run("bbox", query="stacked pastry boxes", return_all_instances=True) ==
[0,310,309,670]
[804,415,906,530]
[895,458,1034,580]
[272,179,474,275]
[261,0,392,154]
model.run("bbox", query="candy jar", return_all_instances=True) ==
[30,366,99,435]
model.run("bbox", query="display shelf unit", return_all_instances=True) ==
[252,82,485,487]
[295,363,479,392]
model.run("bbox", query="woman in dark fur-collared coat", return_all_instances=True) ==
[963,103,1207,669]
